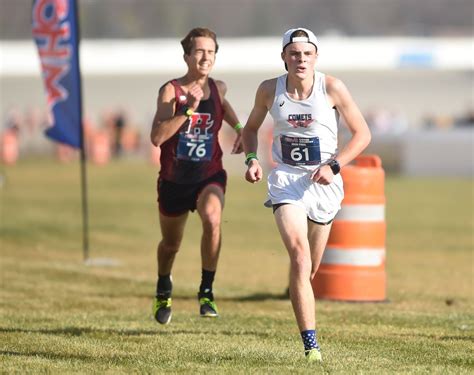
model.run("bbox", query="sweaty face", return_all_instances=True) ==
[185,37,216,76]
[282,42,317,78]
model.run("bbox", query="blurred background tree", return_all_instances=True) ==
[1,0,472,40]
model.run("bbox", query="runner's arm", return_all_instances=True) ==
[242,80,273,182]
[150,83,190,147]
[326,76,371,168]
[216,80,243,154]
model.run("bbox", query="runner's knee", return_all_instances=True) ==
[201,212,221,236]
[289,250,312,277]
[159,240,181,255]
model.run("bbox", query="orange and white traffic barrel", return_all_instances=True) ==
[91,130,111,165]
[0,130,19,165]
[312,154,386,301]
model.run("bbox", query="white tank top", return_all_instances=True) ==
[269,71,339,171]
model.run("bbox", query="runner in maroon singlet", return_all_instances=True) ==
[158,77,225,184]
[150,28,243,325]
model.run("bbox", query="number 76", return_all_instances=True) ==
[187,142,206,157]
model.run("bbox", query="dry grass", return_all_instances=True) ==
[1,160,473,373]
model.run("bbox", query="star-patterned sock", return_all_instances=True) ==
[301,329,320,352]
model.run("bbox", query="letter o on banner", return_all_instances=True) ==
[312,154,386,301]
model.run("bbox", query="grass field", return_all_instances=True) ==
[1,159,473,374]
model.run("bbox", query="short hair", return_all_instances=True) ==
[180,28,219,55]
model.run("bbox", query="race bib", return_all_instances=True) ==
[281,135,321,166]
[177,134,213,161]
[177,113,214,161]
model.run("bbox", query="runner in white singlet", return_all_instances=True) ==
[268,70,344,223]
[242,28,371,362]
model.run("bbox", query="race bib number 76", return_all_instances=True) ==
[177,113,214,162]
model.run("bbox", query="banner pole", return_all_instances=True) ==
[32,0,94,263]
[74,0,89,262]
[80,134,89,262]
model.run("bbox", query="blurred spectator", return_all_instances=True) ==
[423,114,455,130]
[455,108,474,127]
[113,109,127,156]
[24,106,48,134]
[365,108,409,134]
[3,107,23,134]
[4,104,469,162]
[100,107,130,157]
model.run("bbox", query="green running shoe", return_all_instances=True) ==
[305,348,322,363]
[198,293,219,317]
[153,296,172,325]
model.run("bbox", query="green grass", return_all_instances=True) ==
[1,159,473,374]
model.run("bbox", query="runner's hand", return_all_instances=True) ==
[245,159,263,183]
[231,134,243,154]
[187,84,204,110]
[310,165,333,185]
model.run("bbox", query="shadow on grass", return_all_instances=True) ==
[175,292,289,302]
[225,292,289,301]
[0,326,270,338]
[94,292,290,301]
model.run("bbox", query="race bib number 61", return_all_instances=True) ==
[281,135,321,166]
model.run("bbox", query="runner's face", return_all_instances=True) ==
[185,37,216,76]
[282,42,317,78]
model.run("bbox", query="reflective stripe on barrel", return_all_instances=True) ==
[335,204,385,222]
[322,247,385,267]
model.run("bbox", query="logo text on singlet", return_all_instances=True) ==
[287,114,313,128]
[177,113,214,161]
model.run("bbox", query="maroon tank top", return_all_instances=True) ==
[159,78,225,183]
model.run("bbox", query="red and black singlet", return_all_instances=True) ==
[159,78,225,184]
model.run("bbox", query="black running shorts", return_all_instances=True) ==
[157,170,227,216]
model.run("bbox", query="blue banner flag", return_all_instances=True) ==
[32,0,83,148]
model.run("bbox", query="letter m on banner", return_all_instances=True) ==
[32,0,83,148]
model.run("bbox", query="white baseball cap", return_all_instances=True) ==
[282,28,318,51]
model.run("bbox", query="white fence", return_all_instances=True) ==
[1,37,473,76]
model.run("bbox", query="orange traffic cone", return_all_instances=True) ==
[91,131,111,165]
[1,130,19,165]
